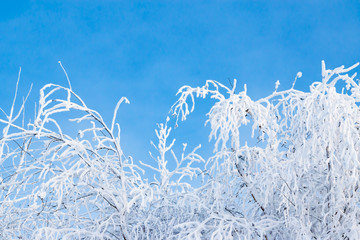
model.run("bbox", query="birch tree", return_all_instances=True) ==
[171,61,360,239]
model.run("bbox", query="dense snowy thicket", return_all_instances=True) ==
[1,61,360,239]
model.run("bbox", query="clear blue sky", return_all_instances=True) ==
[1,1,360,167]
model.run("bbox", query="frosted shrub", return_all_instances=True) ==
[1,61,360,239]
[0,81,151,239]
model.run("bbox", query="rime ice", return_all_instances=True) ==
[1,61,360,239]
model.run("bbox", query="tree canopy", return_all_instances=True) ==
[1,61,360,239]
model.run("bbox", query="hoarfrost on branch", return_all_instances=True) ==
[1,61,360,239]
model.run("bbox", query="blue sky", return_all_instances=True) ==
[1,0,360,169]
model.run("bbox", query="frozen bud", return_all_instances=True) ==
[39,191,46,199]
[275,80,280,91]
